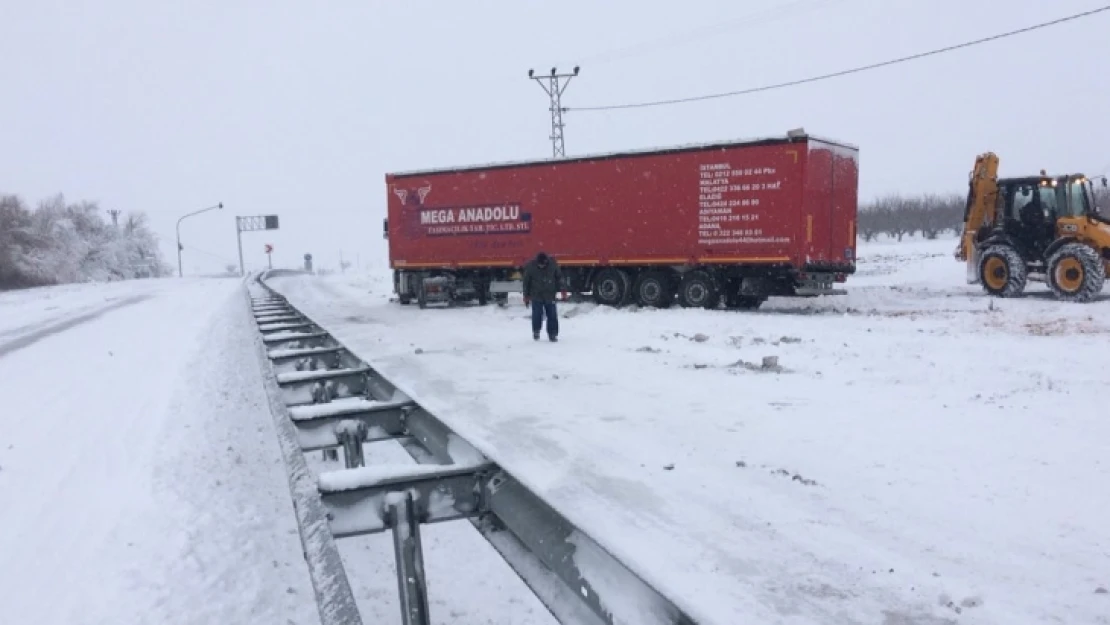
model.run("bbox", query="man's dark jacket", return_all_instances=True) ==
[522,255,563,301]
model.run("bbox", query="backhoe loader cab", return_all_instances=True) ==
[959,153,1110,302]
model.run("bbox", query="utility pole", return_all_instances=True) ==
[106,209,121,227]
[528,66,579,158]
[176,202,223,278]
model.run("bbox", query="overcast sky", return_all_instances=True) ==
[2,0,1108,275]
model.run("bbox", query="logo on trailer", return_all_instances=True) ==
[394,185,432,206]
[394,185,433,238]
[394,182,532,238]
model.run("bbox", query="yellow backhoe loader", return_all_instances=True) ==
[956,152,1110,302]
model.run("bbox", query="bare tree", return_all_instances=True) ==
[857,207,883,242]
[858,191,966,242]
[1094,185,1110,214]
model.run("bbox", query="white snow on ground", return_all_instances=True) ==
[0,277,321,625]
[267,235,1110,625]
[0,278,176,346]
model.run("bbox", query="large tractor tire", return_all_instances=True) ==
[977,244,1027,298]
[1047,243,1105,302]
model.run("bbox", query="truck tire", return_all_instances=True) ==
[724,277,766,310]
[1047,243,1105,302]
[397,272,412,304]
[417,279,428,309]
[977,244,1026,298]
[634,270,676,308]
[679,270,720,309]
[593,268,631,307]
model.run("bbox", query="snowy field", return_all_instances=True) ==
[0,236,1105,625]
[266,235,1110,625]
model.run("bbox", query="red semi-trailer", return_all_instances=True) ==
[383,129,859,310]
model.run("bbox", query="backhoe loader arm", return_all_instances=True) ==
[956,152,1000,261]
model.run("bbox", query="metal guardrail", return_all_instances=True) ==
[244,287,363,625]
[246,274,698,625]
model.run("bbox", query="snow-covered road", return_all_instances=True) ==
[0,277,320,625]
[266,237,1110,625]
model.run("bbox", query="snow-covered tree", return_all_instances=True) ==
[0,192,170,290]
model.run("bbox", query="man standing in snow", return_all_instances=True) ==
[522,251,562,342]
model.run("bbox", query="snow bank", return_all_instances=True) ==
[0,278,321,624]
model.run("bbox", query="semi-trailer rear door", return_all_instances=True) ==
[803,139,858,269]
[803,142,834,265]
[828,142,859,268]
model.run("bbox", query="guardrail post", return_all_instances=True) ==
[389,491,431,625]
[335,420,368,469]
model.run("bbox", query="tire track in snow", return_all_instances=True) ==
[0,293,152,358]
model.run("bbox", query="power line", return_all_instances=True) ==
[568,5,1110,112]
[577,0,844,67]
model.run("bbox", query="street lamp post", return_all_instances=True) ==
[175,202,223,278]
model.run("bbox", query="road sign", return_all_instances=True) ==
[237,215,280,233]
[235,215,281,277]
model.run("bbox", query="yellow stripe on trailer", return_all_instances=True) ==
[456,261,514,267]
[698,256,791,264]
[608,258,689,265]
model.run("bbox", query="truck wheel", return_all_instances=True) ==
[977,245,1026,298]
[593,268,631,307]
[634,270,676,308]
[1047,243,1105,302]
[679,270,720,309]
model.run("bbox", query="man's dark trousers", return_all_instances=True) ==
[531,299,558,339]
